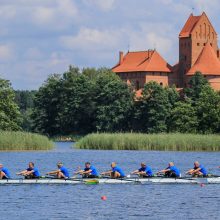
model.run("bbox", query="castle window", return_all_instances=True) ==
[152,72,155,75]
[200,25,202,38]
[160,82,163,86]
[210,43,212,46]
[204,43,206,46]
[160,72,162,76]
[184,56,187,61]
[197,43,200,46]
[136,81,140,90]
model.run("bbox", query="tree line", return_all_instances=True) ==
[1,67,220,136]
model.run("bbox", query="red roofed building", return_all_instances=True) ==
[186,44,220,90]
[112,50,172,91]
[112,12,220,91]
[178,12,220,88]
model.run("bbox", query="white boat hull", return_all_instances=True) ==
[0,177,220,184]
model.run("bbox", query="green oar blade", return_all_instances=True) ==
[84,179,99,185]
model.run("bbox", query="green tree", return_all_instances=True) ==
[0,78,22,130]
[169,101,198,133]
[184,71,209,102]
[15,90,36,131]
[195,85,220,133]
[136,81,170,133]
[94,69,134,132]
[61,71,96,134]
[32,74,63,136]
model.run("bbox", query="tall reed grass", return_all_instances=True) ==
[0,131,54,151]
[77,133,220,151]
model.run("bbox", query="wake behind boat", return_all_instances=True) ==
[1,176,220,184]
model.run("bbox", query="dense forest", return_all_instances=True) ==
[1,66,220,136]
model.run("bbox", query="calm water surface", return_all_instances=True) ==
[0,142,220,220]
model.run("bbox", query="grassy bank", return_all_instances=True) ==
[0,131,54,151]
[77,133,220,151]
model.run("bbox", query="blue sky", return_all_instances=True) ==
[0,0,219,90]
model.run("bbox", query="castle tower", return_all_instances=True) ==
[178,12,219,87]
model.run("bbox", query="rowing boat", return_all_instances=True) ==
[0,177,220,184]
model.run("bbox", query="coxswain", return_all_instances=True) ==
[46,162,70,179]
[131,162,153,177]
[0,163,10,179]
[16,162,40,179]
[157,162,180,178]
[101,162,125,178]
[75,162,99,178]
[186,161,207,177]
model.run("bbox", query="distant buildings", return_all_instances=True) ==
[112,12,220,92]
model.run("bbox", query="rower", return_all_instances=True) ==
[131,162,153,177]
[101,162,125,179]
[16,162,40,179]
[0,163,10,179]
[46,162,70,179]
[186,161,207,177]
[75,162,99,178]
[157,162,180,178]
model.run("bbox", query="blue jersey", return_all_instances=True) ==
[85,166,98,176]
[138,166,153,176]
[112,166,125,177]
[168,166,180,176]
[1,167,10,178]
[60,166,70,178]
[195,165,207,175]
[27,167,40,177]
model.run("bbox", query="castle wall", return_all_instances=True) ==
[117,72,169,90]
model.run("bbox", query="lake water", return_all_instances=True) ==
[0,142,220,220]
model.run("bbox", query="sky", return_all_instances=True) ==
[0,0,220,90]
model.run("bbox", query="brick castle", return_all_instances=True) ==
[112,12,220,93]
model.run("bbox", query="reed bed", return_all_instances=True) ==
[0,131,54,151]
[77,133,220,151]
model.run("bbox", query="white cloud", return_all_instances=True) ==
[0,45,13,60]
[25,48,43,60]
[32,0,78,30]
[82,0,115,11]
[60,27,122,51]
[191,0,219,16]
[0,5,17,19]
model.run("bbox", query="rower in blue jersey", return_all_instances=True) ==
[157,162,180,178]
[46,162,70,179]
[16,162,40,179]
[75,162,99,178]
[101,162,125,178]
[186,161,208,177]
[0,163,10,179]
[131,162,153,177]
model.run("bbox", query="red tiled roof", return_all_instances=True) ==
[187,43,220,75]
[112,50,171,73]
[179,12,217,38]
[179,13,201,38]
